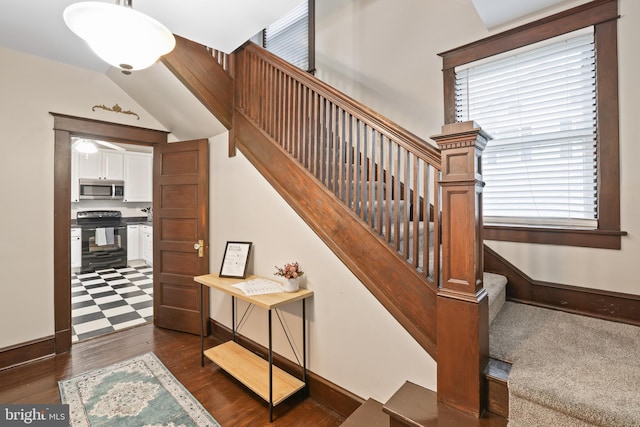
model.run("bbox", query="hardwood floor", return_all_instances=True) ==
[0,323,345,426]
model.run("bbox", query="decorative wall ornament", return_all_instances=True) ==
[92,103,140,120]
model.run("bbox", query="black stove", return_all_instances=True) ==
[76,210,127,272]
[77,210,123,225]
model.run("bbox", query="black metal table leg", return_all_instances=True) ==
[232,296,236,342]
[200,283,204,367]
[269,308,273,422]
[302,298,307,396]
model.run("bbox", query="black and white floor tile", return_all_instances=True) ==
[71,265,153,343]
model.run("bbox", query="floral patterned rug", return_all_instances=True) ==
[59,353,220,427]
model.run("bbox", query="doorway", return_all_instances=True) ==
[70,138,155,343]
[52,113,168,353]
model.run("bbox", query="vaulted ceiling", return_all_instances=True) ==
[0,0,577,140]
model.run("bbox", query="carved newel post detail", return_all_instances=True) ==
[431,121,491,416]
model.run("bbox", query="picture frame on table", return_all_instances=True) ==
[219,241,252,278]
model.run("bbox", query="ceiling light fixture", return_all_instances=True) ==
[74,139,98,154]
[63,0,176,75]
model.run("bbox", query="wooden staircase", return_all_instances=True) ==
[164,36,442,357]
[162,36,497,418]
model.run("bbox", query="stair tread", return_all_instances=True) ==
[383,381,438,426]
[340,398,389,427]
[383,381,507,427]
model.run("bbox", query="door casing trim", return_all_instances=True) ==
[52,113,167,353]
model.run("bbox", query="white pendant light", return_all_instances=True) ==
[63,1,176,74]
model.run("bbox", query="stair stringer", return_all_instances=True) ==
[161,35,234,129]
[234,110,438,358]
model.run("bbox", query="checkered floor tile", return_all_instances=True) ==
[71,265,153,343]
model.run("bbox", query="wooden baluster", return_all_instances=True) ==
[431,121,490,417]
[411,156,420,270]
[385,137,393,244]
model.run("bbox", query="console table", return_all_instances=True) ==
[193,274,313,422]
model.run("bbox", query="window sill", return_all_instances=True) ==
[483,225,627,250]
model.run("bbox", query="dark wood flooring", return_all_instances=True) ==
[0,323,345,426]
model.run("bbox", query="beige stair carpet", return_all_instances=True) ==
[490,302,640,427]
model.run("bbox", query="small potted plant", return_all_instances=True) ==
[141,206,152,222]
[274,261,304,292]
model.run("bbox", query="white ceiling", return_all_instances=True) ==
[0,0,305,73]
[470,0,582,29]
[0,0,578,139]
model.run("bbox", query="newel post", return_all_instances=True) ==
[431,121,491,416]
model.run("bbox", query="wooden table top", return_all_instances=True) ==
[194,274,313,310]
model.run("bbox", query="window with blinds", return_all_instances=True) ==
[264,1,311,71]
[455,28,597,229]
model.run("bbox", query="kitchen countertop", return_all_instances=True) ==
[122,217,153,226]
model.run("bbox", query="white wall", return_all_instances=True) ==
[314,0,640,296]
[0,47,165,349]
[209,133,436,402]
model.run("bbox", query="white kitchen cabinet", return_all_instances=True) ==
[123,152,153,202]
[141,225,153,266]
[127,225,140,261]
[77,150,124,180]
[71,228,82,270]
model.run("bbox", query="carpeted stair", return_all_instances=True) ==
[490,302,640,426]
[484,272,507,325]
[340,272,508,427]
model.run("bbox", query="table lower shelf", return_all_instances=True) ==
[204,341,306,406]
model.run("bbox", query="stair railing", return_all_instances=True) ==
[235,42,442,288]
[169,39,490,416]
[207,47,234,77]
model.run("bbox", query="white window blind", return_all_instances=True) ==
[264,1,309,71]
[455,29,597,229]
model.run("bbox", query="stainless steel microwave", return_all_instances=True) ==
[79,179,125,200]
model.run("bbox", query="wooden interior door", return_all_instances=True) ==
[153,139,209,335]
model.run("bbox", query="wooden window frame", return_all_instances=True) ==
[439,0,625,249]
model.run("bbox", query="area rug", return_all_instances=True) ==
[59,353,220,427]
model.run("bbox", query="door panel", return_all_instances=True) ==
[154,139,209,335]
[161,251,199,275]
[161,219,197,241]
[161,184,198,207]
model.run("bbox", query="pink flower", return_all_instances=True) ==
[274,261,304,279]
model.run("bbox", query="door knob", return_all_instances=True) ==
[194,240,204,257]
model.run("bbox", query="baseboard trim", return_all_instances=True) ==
[0,336,55,371]
[209,318,363,417]
[484,245,640,326]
